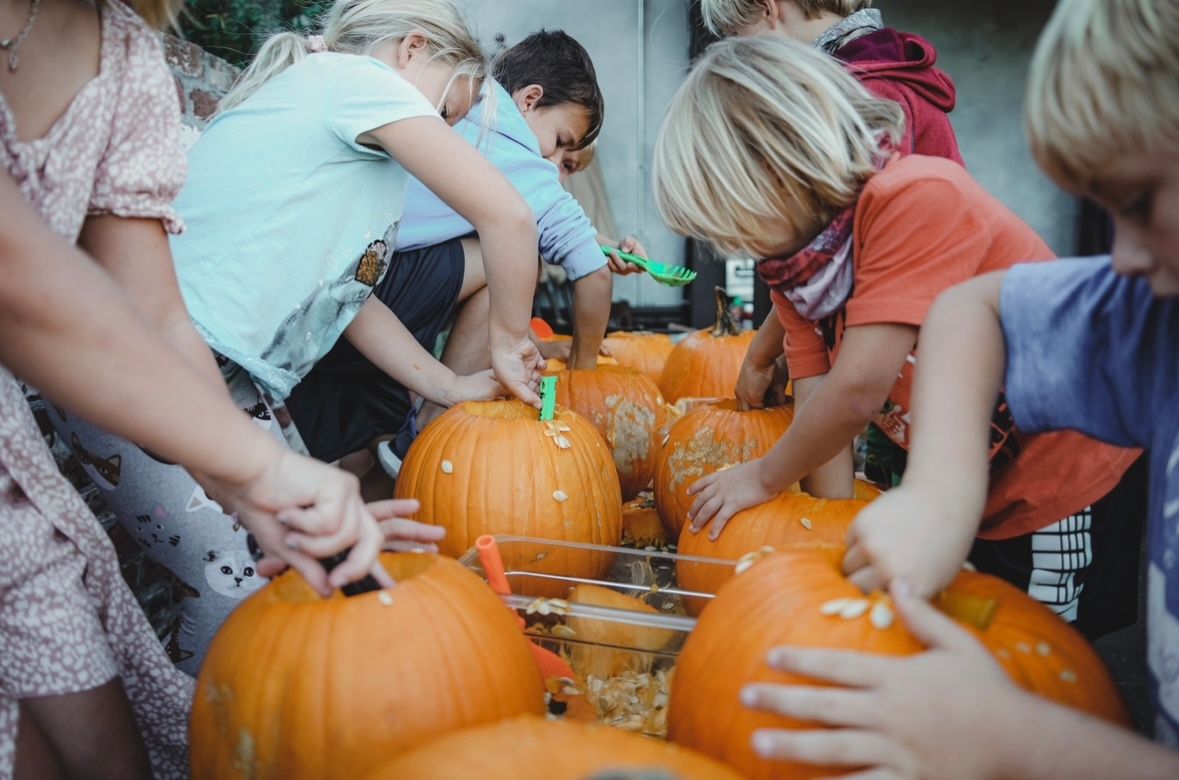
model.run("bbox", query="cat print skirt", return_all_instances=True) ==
[48,359,288,676]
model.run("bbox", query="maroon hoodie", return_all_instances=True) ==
[837,29,965,165]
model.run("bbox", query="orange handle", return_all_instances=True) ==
[476,535,513,596]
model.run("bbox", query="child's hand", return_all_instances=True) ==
[736,354,776,409]
[210,449,388,596]
[604,235,648,275]
[842,485,980,598]
[365,499,446,553]
[448,369,505,405]
[537,338,572,362]
[687,458,777,538]
[491,338,545,408]
[741,580,1018,780]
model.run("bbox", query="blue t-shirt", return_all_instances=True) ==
[397,81,606,281]
[172,54,438,400]
[1001,257,1179,744]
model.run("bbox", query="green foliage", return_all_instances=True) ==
[179,0,327,67]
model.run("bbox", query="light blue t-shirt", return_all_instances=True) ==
[172,53,438,400]
[398,81,606,281]
[1001,257,1179,744]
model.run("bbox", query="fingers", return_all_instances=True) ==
[708,505,737,540]
[765,646,894,688]
[377,517,446,543]
[741,684,876,728]
[848,566,887,595]
[366,498,422,520]
[890,579,979,652]
[689,495,721,533]
[325,505,384,589]
[255,555,288,579]
[510,379,543,408]
[752,728,906,769]
[842,542,869,574]
[282,548,332,596]
[370,559,397,589]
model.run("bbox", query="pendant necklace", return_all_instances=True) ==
[0,0,41,73]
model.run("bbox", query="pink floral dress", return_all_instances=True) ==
[0,2,194,776]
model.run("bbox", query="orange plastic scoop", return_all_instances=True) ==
[476,535,575,682]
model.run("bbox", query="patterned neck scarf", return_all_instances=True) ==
[813,8,884,54]
[755,209,857,321]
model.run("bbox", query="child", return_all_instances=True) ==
[743,0,1179,772]
[52,0,535,674]
[700,0,965,418]
[653,36,1141,637]
[0,1,428,775]
[286,30,626,466]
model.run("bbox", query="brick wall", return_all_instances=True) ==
[162,34,240,129]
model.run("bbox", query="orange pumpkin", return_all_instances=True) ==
[565,585,679,678]
[602,331,676,384]
[622,493,667,547]
[394,401,622,593]
[190,554,545,779]
[367,716,744,780]
[676,490,876,614]
[545,355,620,372]
[668,550,1131,779]
[654,399,795,535]
[659,288,756,402]
[551,366,667,499]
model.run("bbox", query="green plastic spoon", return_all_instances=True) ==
[600,245,697,287]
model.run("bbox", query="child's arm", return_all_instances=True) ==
[344,297,503,406]
[568,266,612,369]
[687,322,916,538]
[735,312,786,409]
[791,374,855,499]
[743,581,1179,780]
[364,118,544,407]
[842,274,1003,596]
[80,215,227,391]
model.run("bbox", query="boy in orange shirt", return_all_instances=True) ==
[652,35,1140,635]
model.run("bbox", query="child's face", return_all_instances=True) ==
[1090,150,1179,297]
[745,217,824,261]
[514,89,592,162]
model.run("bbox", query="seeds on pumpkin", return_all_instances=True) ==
[377,591,395,607]
[820,598,852,616]
[1016,642,1032,655]
[800,517,813,530]
[554,435,572,450]
[1060,669,1078,683]
[735,552,759,575]
[440,460,454,474]
[839,599,871,620]
[553,490,569,503]
[870,602,894,630]
[1036,642,1052,657]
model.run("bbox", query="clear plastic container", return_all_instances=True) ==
[457,536,736,737]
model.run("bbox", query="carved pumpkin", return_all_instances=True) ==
[602,331,676,384]
[659,288,756,403]
[394,401,622,593]
[668,550,1131,779]
[191,554,545,779]
[676,490,878,614]
[367,716,744,780]
[622,493,667,547]
[550,366,667,499]
[654,399,795,535]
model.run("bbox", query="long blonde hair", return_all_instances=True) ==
[127,0,184,30]
[653,35,901,256]
[220,0,484,113]
[1025,0,1179,192]
[700,0,874,38]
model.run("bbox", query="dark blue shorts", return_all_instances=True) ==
[286,238,465,462]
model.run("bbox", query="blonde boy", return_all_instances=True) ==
[739,0,1179,775]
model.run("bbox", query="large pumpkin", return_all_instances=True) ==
[659,288,756,402]
[654,399,795,534]
[551,366,667,499]
[394,400,622,592]
[367,716,743,780]
[622,493,667,547]
[676,489,878,614]
[668,550,1131,779]
[191,553,545,779]
[602,331,675,384]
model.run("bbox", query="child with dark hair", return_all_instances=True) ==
[288,29,641,475]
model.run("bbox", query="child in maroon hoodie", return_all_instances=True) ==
[701,0,963,161]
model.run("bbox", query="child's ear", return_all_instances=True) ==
[761,0,783,28]
[396,32,430,68]
[514,84,546,115]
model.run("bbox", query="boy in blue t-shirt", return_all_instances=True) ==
[737,0,1179,775]
[288,31,638,469]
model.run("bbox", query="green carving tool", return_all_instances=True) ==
[600,245,697,287]
[539,375,557,422]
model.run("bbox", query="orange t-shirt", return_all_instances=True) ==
[774,155,1138,540]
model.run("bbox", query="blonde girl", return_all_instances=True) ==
[0,0,436,776]
[51,0,535,676]
[654,36,1141,636]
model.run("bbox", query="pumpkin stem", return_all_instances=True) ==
[710,286,741,338]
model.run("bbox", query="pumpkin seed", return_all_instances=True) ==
[547,599,571,616]
[554,435,572,450]
[551,625,577,639]
[800,516,813,530]
[870,601,894,630]
[760,546,776,555]
[525,598,545,615]
[552,490,569,503]
[440,460,454,474]
[1036,642,1052,657]
[996,648,1012,661]
[377,591,395,607]
[839,599,871,620]
[562,686,581,696]
[820,597,852,616]
[1016,642,1032,655]
[1060,669,1078,683]
[961,561,977,572]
